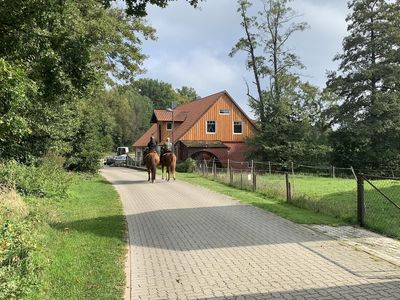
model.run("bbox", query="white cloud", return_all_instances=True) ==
[138,0,350,118]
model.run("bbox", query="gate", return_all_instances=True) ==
[357,174,400,238]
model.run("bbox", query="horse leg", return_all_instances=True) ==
[147,168,151,181]
[161,163,164,180]
[171,166,176,180]
[151,165,156,183]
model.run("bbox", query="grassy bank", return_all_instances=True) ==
[177,172,344,226]
[1,171,126,300]
[31,175,126,299]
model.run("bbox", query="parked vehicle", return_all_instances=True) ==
[113,154,127,167]
[104,156,115,166]
[117,147,129,156]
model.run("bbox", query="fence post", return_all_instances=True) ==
[332,166,335,178]
[268,161,271,175]
[227,159,230,175]
[291,162,294,176]
[229,166,233,186]
[285,172,292,202]
[350,166,357,180]
[252,162,256,192]
[212,157,216,179]
[240,171,243,189]
[357,175,365,227]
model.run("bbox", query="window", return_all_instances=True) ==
[219,109,230,115]
[233,121,243,134]
[206,120,216,133]
[166,122,172,131]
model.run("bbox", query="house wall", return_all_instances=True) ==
[180,94,255,141]
[158,121,182,143]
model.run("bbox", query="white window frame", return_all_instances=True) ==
[219,109,230,115]
[233,121,243,134]
[206,120,216,134]
[166,122,173,131]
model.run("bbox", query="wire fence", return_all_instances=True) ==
[358,174,400,239]
[195,159,399,239]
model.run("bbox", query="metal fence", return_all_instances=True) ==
[357,174,400,238]
[195,159,399,239]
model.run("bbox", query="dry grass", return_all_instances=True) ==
[0,185,29,220]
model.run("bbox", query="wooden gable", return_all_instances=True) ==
[180,93,255,142]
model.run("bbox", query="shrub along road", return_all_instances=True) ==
[101,167,400,300]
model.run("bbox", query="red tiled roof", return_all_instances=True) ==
[152,110,187,122]
[132,123,157,147]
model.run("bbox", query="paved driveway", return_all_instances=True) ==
[101,167,400,300]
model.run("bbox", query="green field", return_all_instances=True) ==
[204,171,400,239]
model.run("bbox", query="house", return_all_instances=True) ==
[132,91,256,168]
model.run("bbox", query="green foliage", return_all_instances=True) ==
[0,188,39,299]
[0,156,73,197]
[176,158,196,173]
[247,78,333,164]
[132,78,185,109]
[102,0,202,17]
[327,0,400,169]
[0,0,155,167]
[0,219,39,300]
[0,60,36,147]
[103,86,154,148]
[176,86,200,102]
[232,0,331,164]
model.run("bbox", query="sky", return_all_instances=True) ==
[138,0,350,118]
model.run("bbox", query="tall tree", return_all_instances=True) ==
[131,78,182,109]
[101,0,202,17]
[0,0,155,164]
[231,0,331,163]
[176,86,200,102]
[327,0,400,169]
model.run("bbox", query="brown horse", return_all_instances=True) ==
[161,152,176,181]
[144,151,160,183]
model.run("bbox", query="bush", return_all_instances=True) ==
[176,158,196,173]
[0,188,39,299]
[0,154,73,198]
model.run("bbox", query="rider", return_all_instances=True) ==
[147,135,157,153]
[162,137,172,156]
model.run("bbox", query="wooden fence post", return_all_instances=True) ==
[212,157,216,179]
[285,172,292,203]
[291,161,294,176]
[332,166,335,178]
[357,175,365,227]
[252,162,256,192]
[350,166,357,180]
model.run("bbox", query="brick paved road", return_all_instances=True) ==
[101,167,400,300]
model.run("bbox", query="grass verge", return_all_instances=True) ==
[28,174,126,300]
[177,172,344,225]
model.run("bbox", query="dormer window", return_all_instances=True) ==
[219,109,230,115]
[166,122,173,131]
